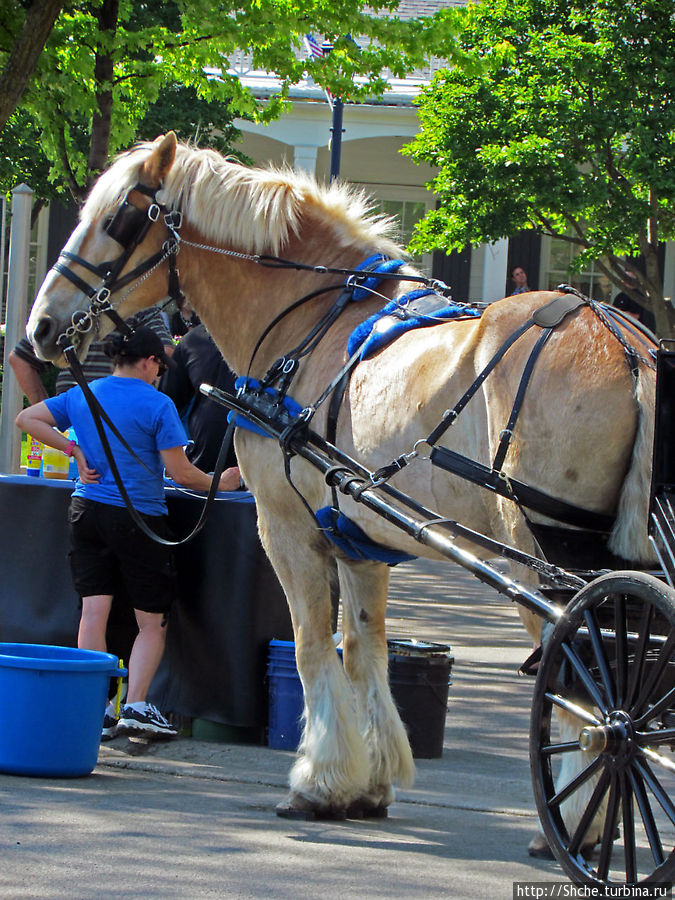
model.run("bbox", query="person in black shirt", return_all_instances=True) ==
[170,298,201,339]
[160,324,238,473]
[613,270,656,333]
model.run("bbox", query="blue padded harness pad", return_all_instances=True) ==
[348,289,482,361]
[316,505,416,565]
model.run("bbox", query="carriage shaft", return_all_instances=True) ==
[202,385,564,625]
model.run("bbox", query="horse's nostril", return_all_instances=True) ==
[34,316,54,344]
[32,316,60,357]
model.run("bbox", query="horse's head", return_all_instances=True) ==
[27,132,179,365]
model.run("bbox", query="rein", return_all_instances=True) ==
[54,182,231,546]
[62,343,235,547]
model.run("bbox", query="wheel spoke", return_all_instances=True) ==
[634,755,675,826]
[542,740,584,756]
[640,746,675,776]
[584,607,616,708]
[614,595,628,708]
[626,603,654,710]
[628,766,665,866]
[631,630,675,720]
[635,684,675,729]
[545,692,602,726]
[619,769,637,884]
[636,727,675,746]
[548,754,605,809]
[596,772,620,882]
[561,640,610,714]
[568,767,611,857]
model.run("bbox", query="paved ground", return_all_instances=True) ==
[1,558,566,899]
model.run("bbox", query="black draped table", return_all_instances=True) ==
[0,475,292,740]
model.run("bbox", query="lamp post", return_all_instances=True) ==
[321,40,344,183]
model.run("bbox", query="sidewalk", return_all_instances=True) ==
[1,558,563,899]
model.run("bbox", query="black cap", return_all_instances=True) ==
[103,326,172,367]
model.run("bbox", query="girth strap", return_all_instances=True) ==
[429,445,614,532]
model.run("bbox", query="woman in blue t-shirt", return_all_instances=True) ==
[16,327,240,740]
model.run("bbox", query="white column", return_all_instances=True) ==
[293,145,318,175]
[480,237,509,303]
[0,183,34,474]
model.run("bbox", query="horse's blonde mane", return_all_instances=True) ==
[82,139,405,258]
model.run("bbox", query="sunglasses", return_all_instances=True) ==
[152,356,168,376]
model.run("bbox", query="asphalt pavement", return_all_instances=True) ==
[1,558,565,899]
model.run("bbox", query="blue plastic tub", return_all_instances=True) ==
[267,639,344,751]
[267,640,304,750]
[0,643,124,777]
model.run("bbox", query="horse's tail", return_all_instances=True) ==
[608,362,657,564]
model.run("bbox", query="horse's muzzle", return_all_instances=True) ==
[31,314,64,362]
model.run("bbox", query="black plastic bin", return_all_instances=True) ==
[388,639,454,759]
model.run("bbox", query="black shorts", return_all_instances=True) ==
[68,497,178,615]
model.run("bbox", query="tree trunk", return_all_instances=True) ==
[86,0,119,192]
[643,243,675,339]
[0,0,65,132]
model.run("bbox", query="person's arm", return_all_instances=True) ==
[160,445,240,492]
[15,403,100,483]
[9,350,49,405]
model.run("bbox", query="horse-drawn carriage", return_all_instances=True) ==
[25,132,675,888]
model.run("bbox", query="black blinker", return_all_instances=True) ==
[105,199,150,248]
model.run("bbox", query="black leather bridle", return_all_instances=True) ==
[54,183,183,352]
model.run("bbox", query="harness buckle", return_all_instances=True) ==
[147,203,161,222]
[92,287,111,309]
[164,210,182,230]
[282,358,296,375]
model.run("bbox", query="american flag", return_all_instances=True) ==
[304,34,333,107]
[304,34,324,58]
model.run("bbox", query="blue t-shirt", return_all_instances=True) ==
[46,376,188,515]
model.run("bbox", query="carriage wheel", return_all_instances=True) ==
[530,571,675,886]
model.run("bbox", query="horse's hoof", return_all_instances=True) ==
[528,834,555,859]
[275,794,346,821]
[527,831,613,860]
[345,798,389,820]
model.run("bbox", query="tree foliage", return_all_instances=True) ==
[1,0,460,204]
[404,0,675,333]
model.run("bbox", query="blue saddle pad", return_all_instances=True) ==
[316,506,416,565]
[348,289,482,361]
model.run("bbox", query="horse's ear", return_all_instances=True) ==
[141,131,177,187]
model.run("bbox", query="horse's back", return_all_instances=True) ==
[333,289,654,560]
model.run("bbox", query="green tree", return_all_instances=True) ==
[2,0,460,204]
[404,0,675,335]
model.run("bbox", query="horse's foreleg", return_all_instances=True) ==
[256,509,370,817]
[337,558,415,815]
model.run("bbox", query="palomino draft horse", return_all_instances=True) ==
[27,134,657,832]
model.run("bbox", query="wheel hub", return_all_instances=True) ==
[579,710,635,760]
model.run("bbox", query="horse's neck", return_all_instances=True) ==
[180,224,383,377]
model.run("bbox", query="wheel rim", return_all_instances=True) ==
[530,571,675,886]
